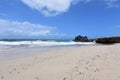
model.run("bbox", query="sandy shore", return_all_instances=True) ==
[0,44,120,80]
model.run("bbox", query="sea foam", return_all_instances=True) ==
[0,40,95,47]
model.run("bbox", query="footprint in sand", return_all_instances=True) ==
[63,77,67,80]
[17,72,20,74]
[35,77,40,80]
[9,71,12,74]
[28,64,31,67]
[13,68,16,71]
[34,57,38,60]
[1,76,4,79]
[96,55,100,58]
[94,68,100,72]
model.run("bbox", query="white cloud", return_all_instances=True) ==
[104,0,119,8]
[21,0,120,17]
[0,19,57,39]
[81,0,120,8]
[21,0,80,17]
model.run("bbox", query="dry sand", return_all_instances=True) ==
[0,44,120,80]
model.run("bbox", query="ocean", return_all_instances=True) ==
[0,39,95,60]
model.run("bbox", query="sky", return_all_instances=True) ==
[0,0,120,39]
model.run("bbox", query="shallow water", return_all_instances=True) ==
[0,40,95,60]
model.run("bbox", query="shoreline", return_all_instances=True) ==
[0,44,120,80]
[0,43,95,60]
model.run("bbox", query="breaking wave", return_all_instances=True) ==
[0,40,95,47]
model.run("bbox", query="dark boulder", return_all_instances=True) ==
[95,36,120,44]
[74,35,90,42]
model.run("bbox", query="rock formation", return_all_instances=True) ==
[74,35,91,42]
[95,36,120,44]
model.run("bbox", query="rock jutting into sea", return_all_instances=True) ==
[73,35,93,42]
[74,35,120,44]
[95,36,120,44]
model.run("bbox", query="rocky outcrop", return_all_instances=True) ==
[95,36,120,44]
[74,35,91,42]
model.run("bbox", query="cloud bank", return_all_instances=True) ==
[0,19,58,39]
[21,0,119,17]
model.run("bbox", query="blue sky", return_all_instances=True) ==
[0,0,120,39]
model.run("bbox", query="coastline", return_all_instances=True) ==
[0,40,95,60]
[0,44,120,80]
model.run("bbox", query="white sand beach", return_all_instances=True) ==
[0,44,120,80]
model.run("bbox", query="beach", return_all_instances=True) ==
[0,43,120,80]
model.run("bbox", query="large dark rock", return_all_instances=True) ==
[74,35,90,42]
[95,36,120,44]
